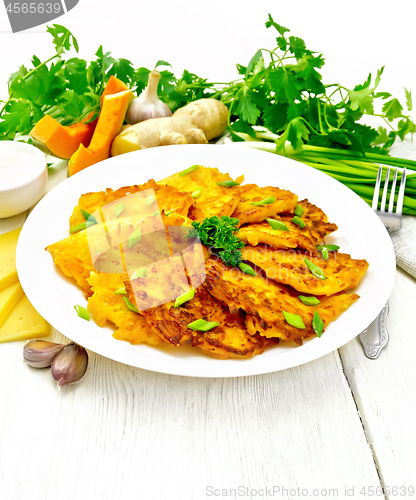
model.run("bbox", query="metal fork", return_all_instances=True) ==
[359,166,407,359]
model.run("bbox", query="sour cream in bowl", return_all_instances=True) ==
[0,141,47,218]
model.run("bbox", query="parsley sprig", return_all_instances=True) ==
[191,216,244,267]
[1,15,414,157]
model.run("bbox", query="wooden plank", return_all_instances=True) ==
[340,267,416,493]
[0,336,382,499]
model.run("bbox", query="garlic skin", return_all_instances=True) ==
[51,344,88,387]
[126,69,172,125]
[23,340,66,368]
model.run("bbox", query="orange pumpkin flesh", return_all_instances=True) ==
[29,114,97,160]
[100,75,129,105]
[68,90,133,176]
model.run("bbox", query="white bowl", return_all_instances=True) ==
[0,141,47,218]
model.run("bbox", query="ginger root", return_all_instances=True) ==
[111,98,228,156]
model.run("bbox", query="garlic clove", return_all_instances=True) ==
[23,340,67,368]
[126,69,172,125]
[51,344,88,387]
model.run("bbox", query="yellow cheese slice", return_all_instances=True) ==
[0,282,24,328]
[0,294,50,343]
[0,227,22,292]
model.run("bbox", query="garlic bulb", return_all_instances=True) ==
[126,69,172,125]
[51,344,88,387]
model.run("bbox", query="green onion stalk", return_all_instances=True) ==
[230,131,416,216]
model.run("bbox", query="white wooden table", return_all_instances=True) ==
[1,2,416,499]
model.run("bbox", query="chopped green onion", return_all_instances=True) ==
[198,321,221,332]
[124,297,138,313]
[267,218,289,231]
[174,289,195,308]
[316,244,340,261]
[164,210,174,216]
[74,305,90,321]
[283,311,305,329]
[131,268,147,279]
[115,202,125,218]
[80,209,97,224]
[251,196,276,206]
[69,221,95,233]
[312,310,324,337]
[294,204,304,217]
[291,216,306,229]
[216,180,240,187]
[115,287,127,295]
[316,244,340,251]
[128,228,141,249]
[187,319,220,331]
[298,295,321,306]
[146,194,156,207]
[304,258,326,280]
[192,187,203,199]
[152,210,161,216]
[238,262,256,276]
[179,164,200,176]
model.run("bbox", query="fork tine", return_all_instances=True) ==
[372,166,382,211]
[388,168,398,214]
[396,167,407,216]
[380,167,390,213]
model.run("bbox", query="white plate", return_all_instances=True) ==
[17,144,395,377]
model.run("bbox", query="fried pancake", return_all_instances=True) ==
[69,179,193,229]
[231,184,298,225]
[87,272,162,345]
[161,166,242,221]
[125,277,275,357]
[238,215,336,253]
[297,199,329,222]
[241,246,369,295]
[46,213,177,292]
[204,258,359,345]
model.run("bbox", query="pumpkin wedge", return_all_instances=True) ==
[101,75,129,105]
[68,90,133,176]
[30,114,97,160]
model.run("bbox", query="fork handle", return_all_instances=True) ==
[359,301,390,359]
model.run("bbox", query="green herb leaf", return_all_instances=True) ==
[128,228,141,248]
[382,98,404,121]
[146,194,156,207]
[304,257,326,280]
[74,304,90,321]
[267,218,289,231]
[174,289,195,308]
[294,204,304,217]
[238,262,256,276]
[251,196,276,206]
[191,216,244,267]
[298,295,321,306]
[405,88,412,112]
[179,164,200,176]
[187,319,219,332]
[124,297,139,313]
[283,311,305,329]
[291,216,306,228]
[216,180,240,187]
[115,287,127,295]
[312,310,324,337]
[80,209,98,224]
[132,268,147,279]
[115,202,125,218]
[192,187,203,198]
[69,221,95,233]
